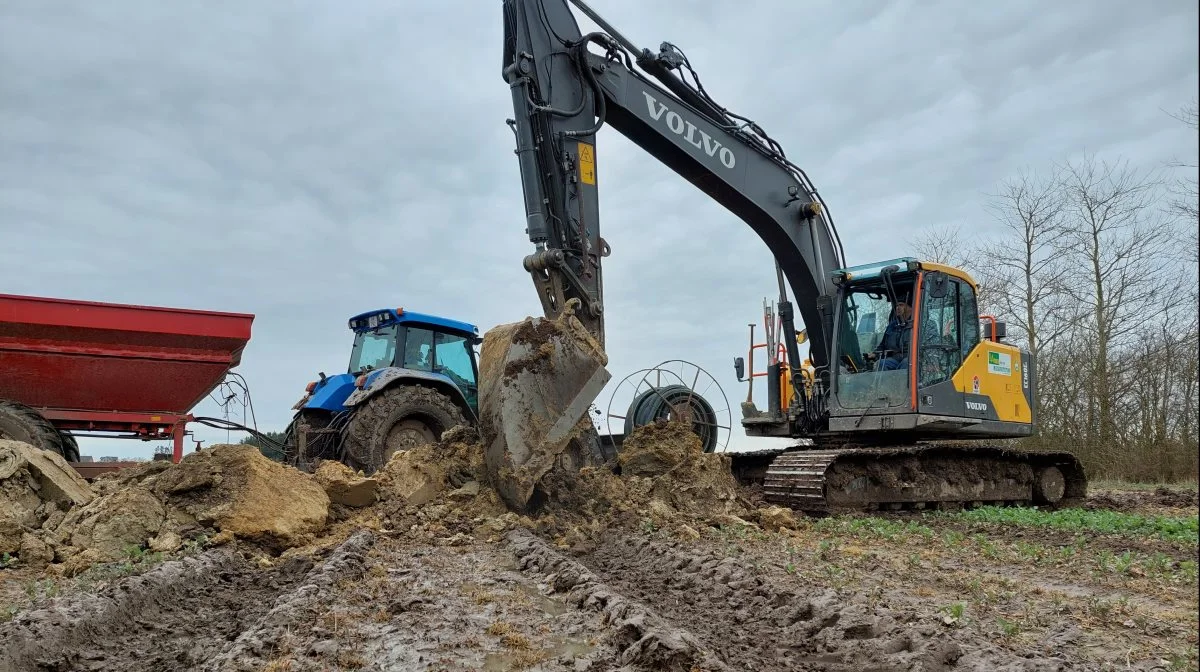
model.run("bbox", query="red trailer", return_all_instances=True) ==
[0,293,254,469]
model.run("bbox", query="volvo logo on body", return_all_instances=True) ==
[966,401,987,412]
[643,92,736,169]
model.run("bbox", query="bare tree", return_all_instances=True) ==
[911,224,979,271]
[910,224,992,309]
[977,167,1075,358]
[1165,99,1198,255]
[1058,154,1170,453]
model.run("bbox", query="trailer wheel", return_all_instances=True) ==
[0,400,74,461]
[341,385,466,474]
[57,430,81,463]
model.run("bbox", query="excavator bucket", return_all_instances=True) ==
[477,300,611,512]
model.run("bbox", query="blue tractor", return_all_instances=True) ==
[284,307,482,473]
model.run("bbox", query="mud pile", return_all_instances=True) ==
[529,420,798,547]
[2,441,332,574]
[351,418,772,552]
[0,440,95,567]
[1087,485,1199,513]
[2,417,778,578]
[368,426,515,539]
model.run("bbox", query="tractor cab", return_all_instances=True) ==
[292,307,482,420]
[345,308,482,413]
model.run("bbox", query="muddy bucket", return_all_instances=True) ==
[477,302,610,512]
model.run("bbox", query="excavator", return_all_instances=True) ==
[481,0,1087,514]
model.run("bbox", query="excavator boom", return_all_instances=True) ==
[501,0,845,370]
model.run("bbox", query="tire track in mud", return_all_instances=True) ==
[0,532,373,672]
[507,529,730,672]
[515,530,1081,672]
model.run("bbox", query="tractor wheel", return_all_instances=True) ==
[0,400,74,461]
[341,385,467,474]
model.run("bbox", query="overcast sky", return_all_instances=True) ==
[2,1,1196,460]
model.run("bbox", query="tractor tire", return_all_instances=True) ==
[0,400,74,461]
[341,385,467,474]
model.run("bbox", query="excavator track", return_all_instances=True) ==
[757,444,1087,515]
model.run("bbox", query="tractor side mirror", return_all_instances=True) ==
[734,356,746,382]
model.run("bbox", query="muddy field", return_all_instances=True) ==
[1,430,1196,671]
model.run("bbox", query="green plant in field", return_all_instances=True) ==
[996,616,1021,637]
[947,506,1198,544]
[1179,560,1198,583]
[181,533,210,555]
[22,579,59,602]
[817,539,838,561]
[939,602,966,626]
[815,516,934,542]
[0,553,17,569]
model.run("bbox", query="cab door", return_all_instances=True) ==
[914,272,969,418]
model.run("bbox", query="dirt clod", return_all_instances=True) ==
[53,485,167,562]
[313,459,379,507]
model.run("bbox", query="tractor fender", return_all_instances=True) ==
[293,372,357,412]
[343,367,477,422]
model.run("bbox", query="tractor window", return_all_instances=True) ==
[401,327,434,371]
[348,325,397,373]
[433,332,478,405]
[918,275,962,388]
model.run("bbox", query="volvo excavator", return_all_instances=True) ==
[481,0,1087,514]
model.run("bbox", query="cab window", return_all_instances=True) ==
[956,278,980,359]
[401,327,434,371]
[348,325,397,372]
[433,332,477,388]
[918,274,961,388]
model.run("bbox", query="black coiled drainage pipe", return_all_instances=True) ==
[623,384,719,453]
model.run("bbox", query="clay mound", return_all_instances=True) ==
[617,421,696,478]
[89,459,173,496]
[376,425,484,507]
[152,443,330,550]
[42,444,331,574]
[0,440,95,559]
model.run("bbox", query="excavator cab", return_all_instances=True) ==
[823,257,1030,439]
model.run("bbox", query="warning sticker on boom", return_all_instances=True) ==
[578,142,596,185]
[988,351,1012,376]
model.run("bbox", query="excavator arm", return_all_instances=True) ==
[502,0,846,374]
[481,0,848,512]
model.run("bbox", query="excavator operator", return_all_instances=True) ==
[874,298,913,371]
